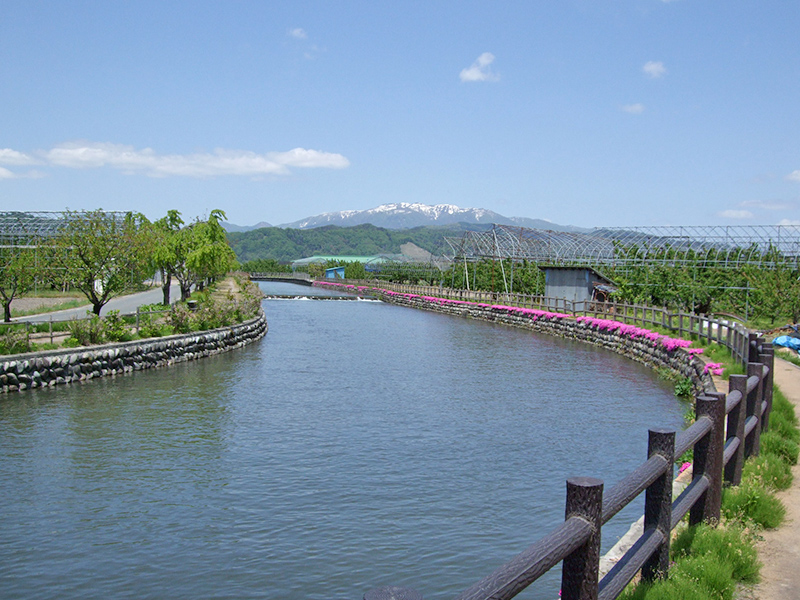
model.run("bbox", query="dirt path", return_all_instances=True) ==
[746,358,800,600]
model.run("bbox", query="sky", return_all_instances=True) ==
[1,1,799,229]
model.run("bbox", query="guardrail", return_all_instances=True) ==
[366,341,774,600]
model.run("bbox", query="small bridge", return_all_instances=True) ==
[249,272,313,286]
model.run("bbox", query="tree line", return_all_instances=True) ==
[0,209,237,322]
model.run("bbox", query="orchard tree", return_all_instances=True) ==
[150,209,185,305]
[48,210,153,315]
[158,209,237,301]
[0,246,37,322]
[186,209,237,291]
[745,248,800,324]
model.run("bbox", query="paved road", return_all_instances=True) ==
[14,284,181,323]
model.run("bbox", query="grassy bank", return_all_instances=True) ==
[620,352,799,600]
[1,274,263,355]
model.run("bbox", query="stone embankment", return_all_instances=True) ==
[0,312,267,393]
[317,282,715,393]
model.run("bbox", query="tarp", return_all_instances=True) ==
[772,335,800,352]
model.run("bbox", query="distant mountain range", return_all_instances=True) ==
[221,221,272,233]
[223,203,585,233]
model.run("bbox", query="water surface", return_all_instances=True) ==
[0,283,684,599]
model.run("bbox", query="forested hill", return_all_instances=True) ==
[226,223,482,263]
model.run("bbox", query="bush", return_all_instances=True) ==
[193,297,236,330]
[0,328,30,354]
[102,310,131,342]
[167,303,193,334]
[67,314,105,346]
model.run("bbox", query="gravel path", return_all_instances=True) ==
[746,358,800,600]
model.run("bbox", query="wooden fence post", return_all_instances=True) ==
[747,332,759,363]
[725,375,748,486]
[561,477,603,600]
[745,362,764,459]
[642,428,675,581]
[759,347,774,432]
[690,394,725,526]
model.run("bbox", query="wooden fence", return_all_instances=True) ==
[365,340,774,600]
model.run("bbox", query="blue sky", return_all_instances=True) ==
[1,1,799,228]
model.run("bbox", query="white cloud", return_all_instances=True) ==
[0,141,349,179]
[643,61,666,78]
[719,209,754,219]
[778,219,800,226]
[622,103,645,114]
[0,148,38,166]
[787,170,800,182]
[288,28,307,39]
[740,199,796,211]
[459,52,500,82]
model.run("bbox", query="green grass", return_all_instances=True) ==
[741,454,793,491]
[620,355,798,599]
[10,298,89,318]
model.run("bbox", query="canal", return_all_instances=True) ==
[0,282,685,599]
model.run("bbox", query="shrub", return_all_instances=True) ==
[0,328,30,355]
[102,310,131,342]
[167,303,193,334]
[138,321,168,338]
[67,314,105,346]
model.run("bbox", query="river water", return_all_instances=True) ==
[0,282,685,600]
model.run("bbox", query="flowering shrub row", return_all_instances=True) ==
[315,281,706,357]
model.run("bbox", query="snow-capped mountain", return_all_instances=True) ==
[278,202,583,231]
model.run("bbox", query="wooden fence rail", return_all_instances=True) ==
[364,343,773,600]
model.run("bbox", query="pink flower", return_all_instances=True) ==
[703,362,724,376]
[678,462,692,474]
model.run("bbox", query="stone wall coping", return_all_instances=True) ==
[1,312,267,393]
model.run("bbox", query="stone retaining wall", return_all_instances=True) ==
[0,312,268,394]
[315,282,715,393]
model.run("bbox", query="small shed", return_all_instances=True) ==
[543,266,616,302]
[324,266,346,279]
